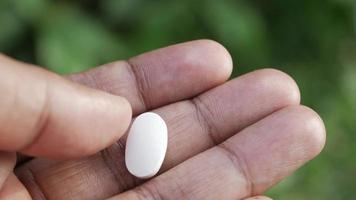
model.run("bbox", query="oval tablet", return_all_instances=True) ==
[125,112,168,179]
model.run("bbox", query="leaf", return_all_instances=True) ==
[202,0,271,69]
[36,3,127,74]
[0,4,26,51]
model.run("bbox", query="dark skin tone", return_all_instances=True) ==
[0,40,325,200]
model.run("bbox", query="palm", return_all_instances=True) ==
[2,40,325,200]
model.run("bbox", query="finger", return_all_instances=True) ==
[69,39,233,114]
[0,152,16,189]
[244,196,272,200]
[112,106,326,200]
[16,69,300,200]
[0,54,132,159]
[0,173,31,200]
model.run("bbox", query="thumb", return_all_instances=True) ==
[0,54,132,159]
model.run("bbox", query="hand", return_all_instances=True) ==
[0,40,325,200]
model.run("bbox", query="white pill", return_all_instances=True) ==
[125,112,168,179]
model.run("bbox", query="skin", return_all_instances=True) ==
[0,40,326,200]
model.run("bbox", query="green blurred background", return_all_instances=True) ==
[1,0,355,199]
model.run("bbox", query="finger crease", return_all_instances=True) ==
[190,97,220,146]
[23,80,51,151]
[136,184,164,200]
[85,69,105,91]
[100,149,126,192]
[218,143,254,196]
[117,137,126,150]
[26,168,48,200]
[171,178,191,200]
[100,143,140,193]
[125,60,150,110]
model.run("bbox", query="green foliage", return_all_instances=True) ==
[36,3,127,73]
[1,0,355,199]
